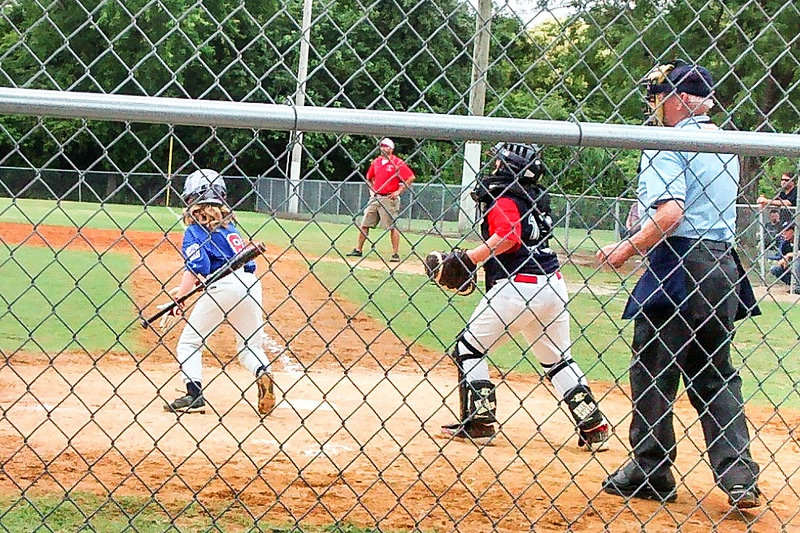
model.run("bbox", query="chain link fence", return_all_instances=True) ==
[1,166,776,277]
[1,0,799,531]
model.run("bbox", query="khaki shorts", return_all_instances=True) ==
[361,195,400,229]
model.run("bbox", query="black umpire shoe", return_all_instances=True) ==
[164,393,206,414]
[724,484,762,509]
[602,462,677,503]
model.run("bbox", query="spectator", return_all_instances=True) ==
[757,172,797,223]
[769,222,796,288]
[764,209,784,259]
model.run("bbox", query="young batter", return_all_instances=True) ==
[440,143,610,450]
[160,169,274,415]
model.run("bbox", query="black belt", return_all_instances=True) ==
[668,236,732,252]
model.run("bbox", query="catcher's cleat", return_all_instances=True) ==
[256,371,276,416]
[164,394,206,414]
[562,384,609,452]
[578,421,611,452]
[438,422,496,445]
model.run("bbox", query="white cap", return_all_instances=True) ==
[379,138,395,150]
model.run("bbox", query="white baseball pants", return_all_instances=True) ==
[176,270,270,384]
[459,273,587,397]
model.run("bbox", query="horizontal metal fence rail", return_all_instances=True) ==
[0,87,799,156]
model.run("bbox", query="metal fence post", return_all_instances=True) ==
[564,196,571,254]
[759,207,766,281]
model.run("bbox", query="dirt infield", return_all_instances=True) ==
[1,222,798,531]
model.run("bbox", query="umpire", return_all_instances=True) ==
[596,61,762,508]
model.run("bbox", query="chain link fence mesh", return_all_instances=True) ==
[1,0,799,531]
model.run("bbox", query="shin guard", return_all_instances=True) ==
[563,384,604,431]
[463,379,497,424]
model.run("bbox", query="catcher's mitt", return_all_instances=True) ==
[423,249,477,296]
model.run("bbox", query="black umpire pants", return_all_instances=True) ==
[630,242,760,489]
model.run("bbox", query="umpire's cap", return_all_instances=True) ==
[647,62,715,97]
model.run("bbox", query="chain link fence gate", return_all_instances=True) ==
[1,0,799,531]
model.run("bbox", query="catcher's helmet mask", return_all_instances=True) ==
[472,142,544,205]
[182,169,227,206]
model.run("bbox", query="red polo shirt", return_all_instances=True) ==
[366,154,415,195]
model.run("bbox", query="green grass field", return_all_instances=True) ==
[0,492,393,533]
[2,198,797,407]
[0,245,139,355]
[0,197,616,259]
[309,261,800,407]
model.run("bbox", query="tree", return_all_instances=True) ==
[0,0,796,200]
[566,0,799,199]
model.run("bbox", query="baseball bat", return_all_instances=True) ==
[140,241,267,329]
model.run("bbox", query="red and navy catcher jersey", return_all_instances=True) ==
[182,223,256,278]
[480,189,559,289]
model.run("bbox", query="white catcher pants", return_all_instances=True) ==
[460,272,587,397]
[176,270,270,384]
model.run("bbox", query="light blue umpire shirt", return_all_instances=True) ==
[636,115,739,244]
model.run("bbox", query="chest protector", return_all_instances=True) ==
[479,185,560,289]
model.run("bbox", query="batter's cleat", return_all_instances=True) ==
[578,421,611,452]
[389,253,401,262]
[256,371,276,416]
[164,394,206,414]
[345,249,362,257]
[438,422,496,445]
[724,484,762,509]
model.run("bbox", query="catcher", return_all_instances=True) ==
[424,143,610,450]
[158,169,275,416]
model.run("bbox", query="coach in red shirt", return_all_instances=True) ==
[346,138,416,262]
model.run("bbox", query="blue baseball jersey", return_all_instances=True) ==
[182,223,255,277]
